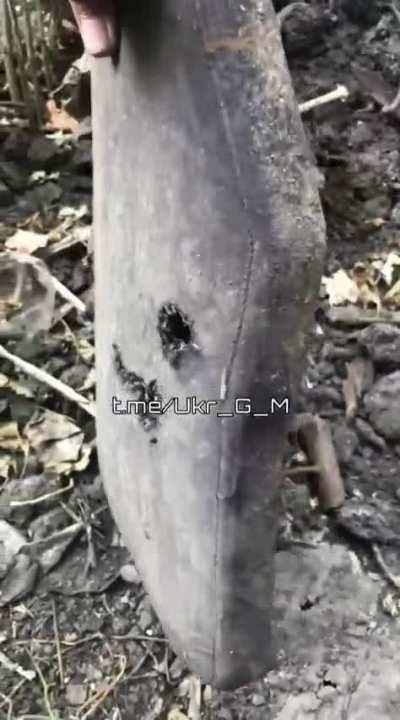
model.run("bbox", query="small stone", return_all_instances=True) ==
[315,361,335,379]
[363,194,391,220]
[364,371,400,440]
[318,685,337,701]
[361,445,373,459]
[391,201,400,225]
[216,710,233,720]
[137,595,155,631]
[355,417,386,450]
[358,324,400,368]
[120,563,141,584]
[66,682,87,706]
[71,139,92,171]
[333,423,358,464]
[112,616,131,635]
[3,131,31,161]
[27,136,60,168]
[0,161,28,192]
[307,385,343,406]
[324,664,348,688]
[86,664,103,681]
[169,655,187,680]
[251,694,266,706]
[25,181,62,209]
[0,179,14,206]
[138,608,153,631]
[60,364,90,391]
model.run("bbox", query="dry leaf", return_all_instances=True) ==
[0,453,17,480]
[384,277,400,305]
[78,367,96,392]
[45,99,80,134]
[0,253,55,334]
[23,410,84,475]
[168,710,188,720]
[72,443,92,473]
[352,262,381,310]
[0,373,34,399]
[77,337,95,364]
[357,282,381,310]
[0,422,27,453]
[0,520,26,576]
[58,204,89,221]
[380,252,400,286]
[322,270,359,306]
[5,229,50,254]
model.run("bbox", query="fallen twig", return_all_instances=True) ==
[0,691,13,720]
[51,596,64,687]
[51,302,76,328]
[52,276,87,314]
[299,84,350,114]
[286,464,321,476]
[8,478,74,507]
[342,357,374,420]
[383,3,400,110]
[382,86,400,114]
[325,305,400,327]
[28,654,56,720]
[83,522,97,576]
[0,343,96,417]
[78,655,127,719]
[188,675,202,720]
[0,651,35,681]
[0,679,26,711]
[372,543,400,590]
[112,633,168,643]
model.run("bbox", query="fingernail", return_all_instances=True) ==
[79,16,116,57]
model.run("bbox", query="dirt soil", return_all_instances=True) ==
[2,1,400,718]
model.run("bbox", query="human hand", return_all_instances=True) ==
[69,0,117,57]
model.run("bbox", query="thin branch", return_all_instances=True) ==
[372,543,400,590]
[34,0,53,91]
[51,596,64,687]
[78,655,127,719]
[0,343,96,417]
[52,276,87,314]
[22,0,43,126]
[28,654,57,720]
[1,0,21,102]
[6,0,36,128]
[8,478,74,508]
[299,84,350,114]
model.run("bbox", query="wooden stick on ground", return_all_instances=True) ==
[296,413,345,511]
[299,85,350,114]
[52,276,87,314]
[0,344,96,417]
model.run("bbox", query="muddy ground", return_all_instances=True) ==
[1,1,400,718]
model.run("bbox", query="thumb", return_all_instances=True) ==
[69,0,117,57]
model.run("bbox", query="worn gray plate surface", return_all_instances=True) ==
[92,0,325,689]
